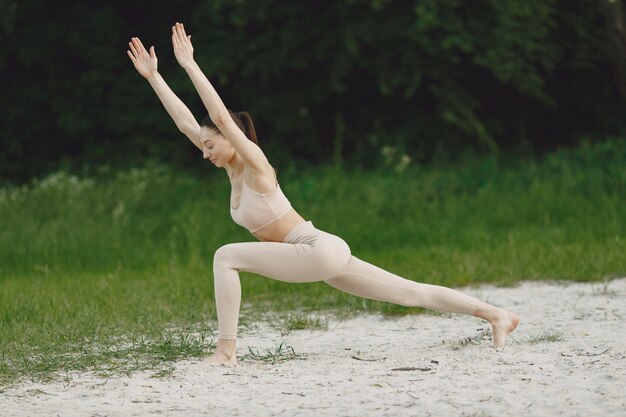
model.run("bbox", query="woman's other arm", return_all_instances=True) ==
[171,23,271,171]
[170,23,230,125]
[127,37,202,150]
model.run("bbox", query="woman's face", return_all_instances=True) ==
[201,128,234,168]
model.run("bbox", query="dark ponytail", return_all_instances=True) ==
[201,109,259,146]
[238,111,258,145]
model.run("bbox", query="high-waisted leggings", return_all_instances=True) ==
[213,220,482,339]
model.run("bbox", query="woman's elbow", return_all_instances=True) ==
[212,112,229,126]
[178,123,200,140]
[177,122,193,136]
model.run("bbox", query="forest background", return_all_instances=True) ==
[2,0,626,181]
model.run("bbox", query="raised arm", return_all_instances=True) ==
[126,37,202,150]
[170,24,230,125]
[171,22,271,172]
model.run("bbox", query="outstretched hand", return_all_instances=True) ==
[127,37,157,79]
[172,22,195,70]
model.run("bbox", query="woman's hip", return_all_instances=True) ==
[281,220,352,278]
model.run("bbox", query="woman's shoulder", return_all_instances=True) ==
[238,163,279,193]
[250,161,277,180]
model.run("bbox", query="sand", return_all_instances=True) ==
[1,277,625,417]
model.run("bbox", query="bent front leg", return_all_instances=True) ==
[212,239,350,340]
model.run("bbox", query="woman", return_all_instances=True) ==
[126,22,520,365]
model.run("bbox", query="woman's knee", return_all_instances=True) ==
[318,237,351,278]
[213,243,239,267]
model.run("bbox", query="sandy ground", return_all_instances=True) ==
[1,277,625,417]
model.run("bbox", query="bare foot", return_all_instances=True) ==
[203,350,238,366]
[203,338,238,365]
[490,310,520,347]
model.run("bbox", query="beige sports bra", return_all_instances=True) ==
[230,177,293,233]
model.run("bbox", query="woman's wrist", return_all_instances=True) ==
[146,71,163,86]
[183,61,200,73]
[145,71,161,82]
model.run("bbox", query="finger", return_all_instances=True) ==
[136,37,148,53]
[129,41,139,58]
[176,22,185,40]
[172,25,180,43]
[131,38,144,57]
[172,32,179,50]
[127,50,137,63]
[149,46,156,58]
[133,38,146,56]
[173,33,183,52]
[180,23,187,38]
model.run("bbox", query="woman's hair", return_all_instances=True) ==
[201,110,278,177]
[201,109,259,146]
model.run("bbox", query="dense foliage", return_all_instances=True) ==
[1,0,625,181]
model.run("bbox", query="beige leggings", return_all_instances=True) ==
[213,221,481,339]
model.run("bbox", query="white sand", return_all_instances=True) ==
[2,278,625,417]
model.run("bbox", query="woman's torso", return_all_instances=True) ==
[229,165,306,242]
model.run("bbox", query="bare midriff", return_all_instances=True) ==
[251,208,307,242]
[229,165,307,243]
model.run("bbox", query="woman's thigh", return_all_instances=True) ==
[214,233,351,283]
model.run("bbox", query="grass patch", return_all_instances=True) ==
[525,330,565,344]
[278,313,329,335]
[240,342,302,364]
[1,328,215,385]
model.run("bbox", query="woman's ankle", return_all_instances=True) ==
[216,338,237,356]
[473,302,502,323]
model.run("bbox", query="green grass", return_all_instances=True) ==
[0,137,624,386]
[276,313,329,336]
[241,341,303,364]
[525,330,565,344]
